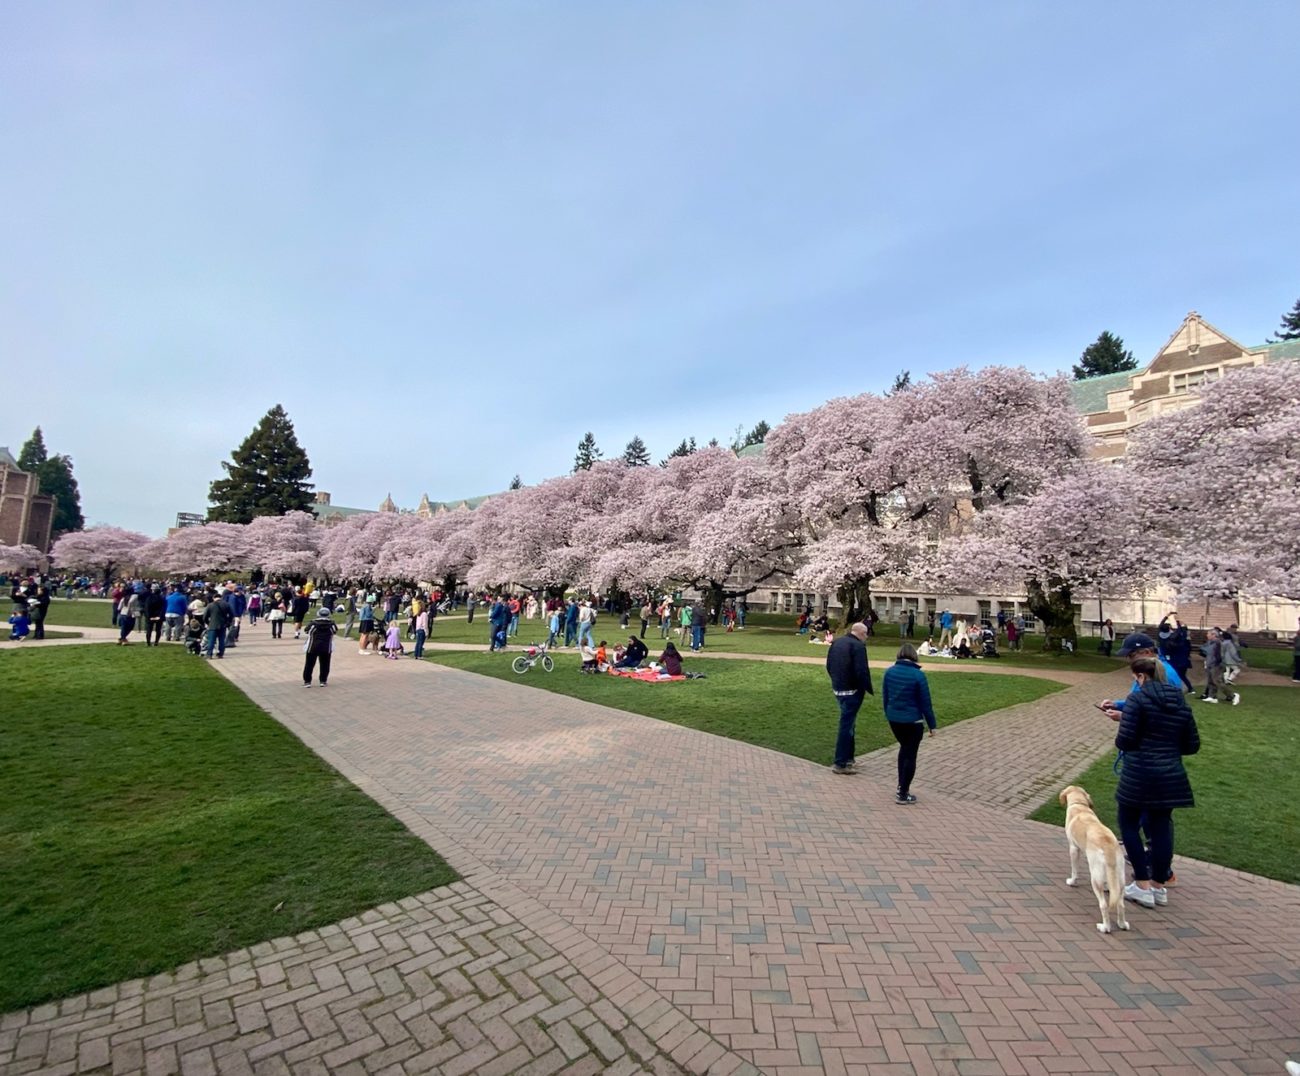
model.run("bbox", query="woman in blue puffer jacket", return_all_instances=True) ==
[1110,655,1200,910]
[881,643,938,805]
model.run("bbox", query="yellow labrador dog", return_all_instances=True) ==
[1059,785,1128,934]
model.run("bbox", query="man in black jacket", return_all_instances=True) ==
[826,622,874,775]
[203,593,232,659]
[143,584,167,647]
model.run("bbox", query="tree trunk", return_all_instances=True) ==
[1025,576,1077,653]
[707,581,725,624]
[441,574,459,598]
[836,577,872,628]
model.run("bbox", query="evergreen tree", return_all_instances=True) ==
[887,371,912,395]
[622,436,651,467]
[572,432,602,472]
[1267,296,1300,342]
[17,427,48,471]
[1072,331,1138,379]
[660,437,696,466]
[38,455,84,536]
[509,474,523,490]
[744,419,770,446]
[208,404,314,523]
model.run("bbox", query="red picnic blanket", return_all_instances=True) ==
[606,667,686,683]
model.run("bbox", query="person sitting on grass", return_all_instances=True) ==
[579,639,599,673]
[8,606,31,641]
[595,640,610,672]
[657,640,683,676]
[615,634,649,669]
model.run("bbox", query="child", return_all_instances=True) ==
[595,640,609,672]
[185,616,205,654]
[8,607,31,641]
[579,639,599,673]
[547,608,561,649]
[384,621,403,659]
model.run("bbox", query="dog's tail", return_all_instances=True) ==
[1105,841,1125,920]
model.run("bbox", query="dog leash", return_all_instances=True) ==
[1113,750,1125,775]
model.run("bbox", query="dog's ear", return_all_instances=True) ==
[1058,787,1071,806]
[1084,789,1093,807]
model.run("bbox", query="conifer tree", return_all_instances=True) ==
[509,474,523,490]
[208,404,314,523]
[660,437,696,466]
[1072,331,1138,379]
[572,432,602,472]
[17,427,47,471]
[622,436,651,467]
[40,456,84,536]
[1267,296,1300,342]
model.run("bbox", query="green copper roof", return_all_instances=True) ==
[1068,371,1132,415]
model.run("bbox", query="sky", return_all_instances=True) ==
[3,2,1298,536]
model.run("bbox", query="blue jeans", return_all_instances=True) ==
[578,621,594,647]
[508,614,519,636]
[413,628,426,659]
[564,622,577,646]
[691,624,704,650]
[204,626,226,658]
[834,693,864,768]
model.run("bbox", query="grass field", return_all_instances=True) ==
[426,650,1065,764]
[1030,685,1300,884]
[0,645,457,1012]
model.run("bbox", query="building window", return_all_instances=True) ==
[1172,368,1220,393]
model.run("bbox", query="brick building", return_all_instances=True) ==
[0,447,56,552]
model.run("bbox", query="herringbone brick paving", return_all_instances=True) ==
[5,631,1298,1074]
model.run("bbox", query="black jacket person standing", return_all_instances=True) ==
[303,609,337,687]
[826,622,874,775]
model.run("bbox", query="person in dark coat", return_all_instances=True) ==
[1156,613,1194,692]
[881,643,937,803]
[302,608,337,686]
[290,589,311,639]
[825,622,874,776]
[1105,655,1200,909]
[657,640,683,676]
[488,596,509,651]
[615,635,649,669]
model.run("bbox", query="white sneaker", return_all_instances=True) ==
[1231,693,1240,706]
[1200,696,1219,704]
[1151,887,1168,906]
[1124,882,1156,908]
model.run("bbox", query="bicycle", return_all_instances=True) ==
[511,641,554,674]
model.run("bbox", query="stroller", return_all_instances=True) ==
[979,625,1000,658]
[184,616,205,655]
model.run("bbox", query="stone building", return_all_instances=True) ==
[754,312,1300,635]
[0,447,56,552]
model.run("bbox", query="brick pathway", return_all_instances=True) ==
[5,631,1299,1074]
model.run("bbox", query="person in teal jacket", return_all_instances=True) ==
[882,643,938,804]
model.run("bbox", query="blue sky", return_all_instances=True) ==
[3,2,1297,536]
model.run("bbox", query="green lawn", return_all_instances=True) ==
[1029,686,1300,884]
[426,650,1064,764]
[422,610,1131,673]
[36,598,116,629]
[0,645,457,1012]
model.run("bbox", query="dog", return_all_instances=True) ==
[1058,785,1128,934]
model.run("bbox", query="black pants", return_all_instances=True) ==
[891,721,925,795]
[146,619,163,645]
[1117,803,1173,883]
[303,651,331,684]
[32,617,45,640]
[271,619,283,638]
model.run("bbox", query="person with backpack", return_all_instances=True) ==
[302,608,337,686]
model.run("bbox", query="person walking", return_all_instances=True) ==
[341,589,357,638]
[1292,617,1300,683]
[1102,655,1200,908]
[639,600,652,639]
[938,609,954,649]
[825,622,874,776]
[690,602,706,651]
[290,588,311,639]
[165,585,189,641]
[1157,613,1195,692]
[117,589,140,645]
[578,600,596,648]
[1199,628,1239,705]
[413,607,428,659]
[564,598,579,647]
[1100,618,1115,657]
[488,595,509,651]
[905,608,916,639]
[302,608,337,686]
[202,591,231,659]
[881,643,937,804]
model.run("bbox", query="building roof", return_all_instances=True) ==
[1068,370,1132,414]
[311,502,373,521]
[0,446,19,469]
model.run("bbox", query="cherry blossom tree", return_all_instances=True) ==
[0,544,47,574]
[51,526,152,588]
[1128,361,1300,601]
[929,463,1154,648]
[765,367,1086,623]
[245,511,322,580]
[317,512,417,582]
[140,522,254,576]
